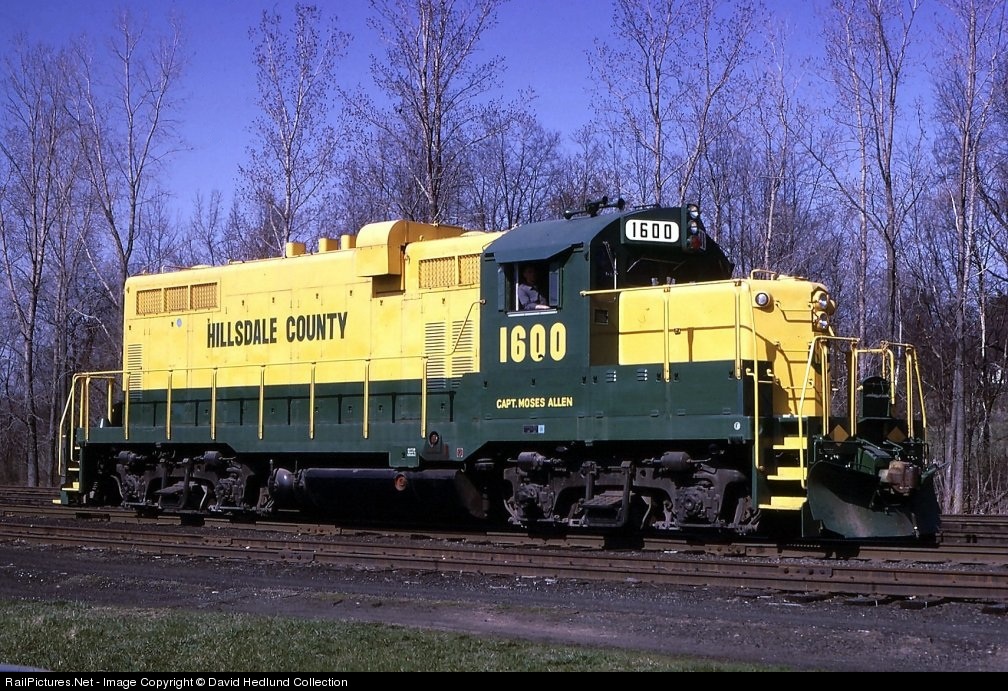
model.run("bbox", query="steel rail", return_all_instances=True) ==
[2,502,1008,563]
[0,517,1006,602]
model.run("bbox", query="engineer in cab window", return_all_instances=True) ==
[517,264,550,310]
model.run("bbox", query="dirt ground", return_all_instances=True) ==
[0,541,1006,672]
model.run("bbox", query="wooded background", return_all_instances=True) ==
[2,0,1005,514]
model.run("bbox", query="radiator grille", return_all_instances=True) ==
[126,344,143,400]
[458,253,480,286]
[419,257,454,289]
[449,320,474,380]
[425,322,447,390]
[191,282,218,309]
[136,289,161,315]
[135,282,219,315]
[165,285,188,312]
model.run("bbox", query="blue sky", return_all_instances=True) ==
[0,0,824,218]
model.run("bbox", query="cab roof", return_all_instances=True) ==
[484,212,619,263]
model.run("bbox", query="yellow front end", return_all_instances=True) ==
[612,272,835,512]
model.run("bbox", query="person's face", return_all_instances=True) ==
[523,267,535,283]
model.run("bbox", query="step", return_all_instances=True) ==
[758,495,806,511]
[767,466,806,482]
[773,436,806,451]
[583,491,624,511]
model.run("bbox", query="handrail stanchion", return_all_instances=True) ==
[420,356,428,439]
[258,366,265,440]
[210,369,218,441]
[363,360,370,439]
[309,363,316,440]
[166,370,173,441]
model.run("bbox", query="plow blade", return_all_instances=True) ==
[806,462,940,539]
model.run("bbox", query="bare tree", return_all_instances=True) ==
[819,0,921,343]
[589,0,759,206]
[0,39,79,486]
[0,323,24,483]
[43,188,93,485]
[755,28,799,269]
[241,4,347,255]
[464,109,563,230]
[72,9,184,335]
[550,125,622,221]
[357,0,507,224]
[182,189,226,266]
[336,126,426,232]
[132,193,184,273]
[930,0,1007,513]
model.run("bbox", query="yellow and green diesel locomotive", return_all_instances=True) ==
[58,199,940,538]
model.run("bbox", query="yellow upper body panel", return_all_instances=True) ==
[123,224,502,392]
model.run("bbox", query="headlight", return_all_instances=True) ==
[754,291,771,308]
[812,289,836,314]
[813,311,830,331]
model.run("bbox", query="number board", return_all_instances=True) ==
[623,218,679,244]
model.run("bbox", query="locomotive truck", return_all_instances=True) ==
[58,199,941,539]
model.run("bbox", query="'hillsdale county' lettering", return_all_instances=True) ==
[207,312,348,348]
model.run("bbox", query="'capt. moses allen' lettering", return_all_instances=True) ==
[207,312,348,348]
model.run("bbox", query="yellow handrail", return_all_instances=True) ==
[210,369,218,441]
[81,376,89,440]
[733,282,743,380]
[741,282,762,476]
[309,363,316,440]
[363,360,370,439]
[57,372,120,481]
[662,287,671,383]
[166,370,173,441]
[60,351,437,464]
[796,335,859,485]
[878,340,927,439]
[258,366,265,440]
[420,357,428,439]
[448,300,483,355]
[123,371,130,441]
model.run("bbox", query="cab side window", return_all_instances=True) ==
[499,262,560,312]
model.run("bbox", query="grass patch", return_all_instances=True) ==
[0,600,780,672]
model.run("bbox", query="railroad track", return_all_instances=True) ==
[3,502,1008,566]
[1,487,1008,584]
[5,483,1006,539]
[0,485,58,505]
[940,515,1008,546]
[2,487,1007,556]
[0,515,1005,603]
